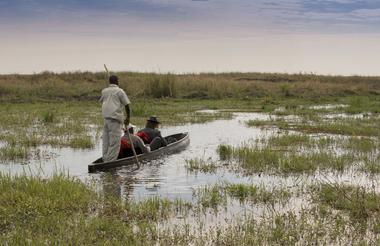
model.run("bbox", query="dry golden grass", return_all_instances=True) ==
[1,71,379,102]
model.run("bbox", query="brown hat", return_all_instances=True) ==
[147,116,160,124]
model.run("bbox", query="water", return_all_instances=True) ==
[1,111,378,201]
[0,112,270,197]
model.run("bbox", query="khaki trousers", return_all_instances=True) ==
[102,118,122,162]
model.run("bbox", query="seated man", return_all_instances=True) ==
[137,116,167,151]
[118,124,149,159]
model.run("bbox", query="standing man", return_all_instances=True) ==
[100,75,131,162]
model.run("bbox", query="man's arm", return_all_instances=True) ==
[136,137,149,153]
[118,90,131,125]
[158,131,167,146]
[124,104,131,125]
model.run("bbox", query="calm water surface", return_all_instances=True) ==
[1,111,378,201]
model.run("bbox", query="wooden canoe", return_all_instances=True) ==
[88,132,190,173]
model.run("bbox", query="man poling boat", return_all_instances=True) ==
[100,74,131,163]
[95,66,189,173]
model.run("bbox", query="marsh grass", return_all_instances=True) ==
[248,112,380,137]
[194,182,292,210]
[226,183,291,204]
[267,133,311,148]
[208,207,380,245]
[312,184,380,223]
[41,110,56,124]
[217,144,233,161]
[2,72,380,244]
[345,96,380,114]
[246,119,273,127]
[361,156,380,174]
[291,118,380,137]
[1,72,380,102]
[0,144,29,161]
[194,184,227,210]
[0,173,94,240]
[69,135,95,149]
[218,135,357,174]
[343,137,378,153]
[185,158,218,173]
[1,173,379,245]
[0,99,236,161]
[0,173,193,245]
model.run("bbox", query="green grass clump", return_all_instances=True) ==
[312,184,380,222]
[194,183,291,210]
[292,118,380,137]
[218,143,355,174]
[69,135,95,149]
[0,173,94,240]
[267,134,311,148]
[194,185,227,210]
[226,183,291,204]
[246,119,273,127]
[185,158,218,173]
[343,137,378,153]
[248,115,380,137]
[217,144,234,161]
[246,116,380,136]
[209,207,379,245]
[125,197,172,221]
[41,110,56,123]
[345,96,380,114]
[361,155,380,174]
[0,144,29,161]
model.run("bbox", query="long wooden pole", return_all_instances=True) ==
[104,64,140,169]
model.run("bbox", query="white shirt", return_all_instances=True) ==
[100,84,130,122]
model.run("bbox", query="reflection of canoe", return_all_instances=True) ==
[88,132,190,173]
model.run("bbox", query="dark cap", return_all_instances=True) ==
[147,116,160,124]
[109,75,119,84]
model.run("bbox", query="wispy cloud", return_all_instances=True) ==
[1,0,380,34]
[1,0,379,75]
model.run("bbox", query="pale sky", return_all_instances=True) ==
[0,0,379,75]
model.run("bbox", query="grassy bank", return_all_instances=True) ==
[1,71,380,102]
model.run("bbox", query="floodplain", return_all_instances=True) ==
[0,72,379,244]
